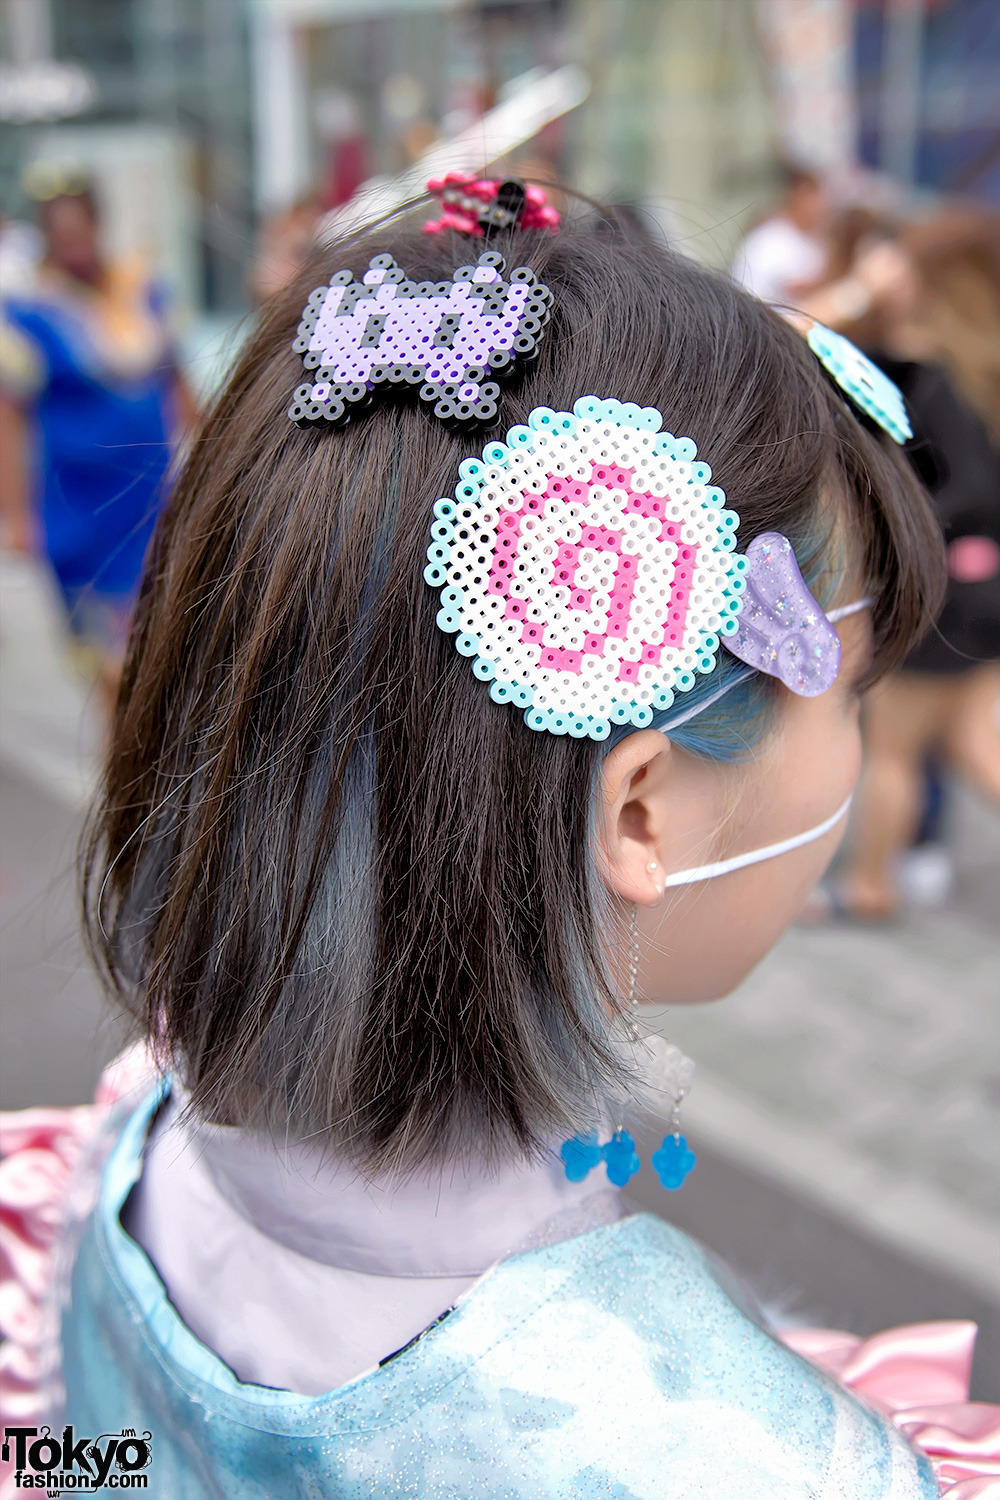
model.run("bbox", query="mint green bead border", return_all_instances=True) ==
[424,397,748,741]
[806,322,912,445]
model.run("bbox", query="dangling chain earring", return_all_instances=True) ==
[636,864,697,1188]
[560,903,643,1187]
[560,894,698,1191]
[624,901,641,1042]
[630,893,697,1191]
[603,906,642,1185]
[650,1081,697,1191]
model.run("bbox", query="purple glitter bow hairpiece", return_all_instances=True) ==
[288,249,552,431]
[726,533,842,697]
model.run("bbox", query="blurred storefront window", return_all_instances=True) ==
[1,0,254,318]
[854,0,1000,204]
[569,0,776,261]
[1,0,997,323]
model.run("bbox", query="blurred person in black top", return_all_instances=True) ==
[794,211,1000,920]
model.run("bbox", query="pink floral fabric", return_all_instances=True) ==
[0,1047,155,1496]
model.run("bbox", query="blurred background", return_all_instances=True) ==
[1,0,998,1394]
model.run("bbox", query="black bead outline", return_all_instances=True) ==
[287,251,553,431]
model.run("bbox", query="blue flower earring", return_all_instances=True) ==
[560,1131,604,1182]
[651,1113,697,1191]
[560,903,696,1193]
[560,1128,642,1187]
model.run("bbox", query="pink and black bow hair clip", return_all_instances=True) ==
[423,173,560,238]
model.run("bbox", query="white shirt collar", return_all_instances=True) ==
[163,1087,613,1278]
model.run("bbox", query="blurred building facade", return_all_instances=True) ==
[1,0,998,317]
[1,0,254,317]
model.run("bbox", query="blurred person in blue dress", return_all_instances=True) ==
[0,164,195,701]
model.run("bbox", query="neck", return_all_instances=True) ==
[165,1088,619,1277]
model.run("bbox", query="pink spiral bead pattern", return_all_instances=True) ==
[424,398,746,739]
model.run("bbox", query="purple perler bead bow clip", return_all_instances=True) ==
[724,532,842,697]
[288,249,552,431]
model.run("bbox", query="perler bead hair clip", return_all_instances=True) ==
[807,322,912,444]
[288,250,552,431]
[423,173,561,238]
[424,398,843,740]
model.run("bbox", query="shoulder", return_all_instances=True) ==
[350,1214,937,1500]
[732,218,825,302]
[0,277,84,382]
[65,1113,937,1500]
[739,217,791,254]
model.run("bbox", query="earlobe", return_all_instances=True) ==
[596,730,671,907]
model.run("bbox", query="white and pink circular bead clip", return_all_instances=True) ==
[424,398,749,740]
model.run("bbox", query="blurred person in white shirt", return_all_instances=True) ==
[731,164,829,309]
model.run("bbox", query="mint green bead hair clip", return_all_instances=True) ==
[806,322,912,444]
[424,397,845,740]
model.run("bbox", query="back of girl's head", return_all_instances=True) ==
[86,211,943,1170]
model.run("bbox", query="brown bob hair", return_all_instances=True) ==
[84,212,944,1171]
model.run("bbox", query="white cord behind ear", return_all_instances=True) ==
[827,596,873,623]
[658,793,853,889]
[654,599,871,737]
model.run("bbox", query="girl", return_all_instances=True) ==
[15,203,972,1496]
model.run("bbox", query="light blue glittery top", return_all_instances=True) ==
[59,1089,936,1499]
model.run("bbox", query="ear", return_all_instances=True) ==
[596,729,673,907]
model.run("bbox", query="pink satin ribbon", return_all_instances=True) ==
[0,1047,156,1497]
[783,1325,1000,1496]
